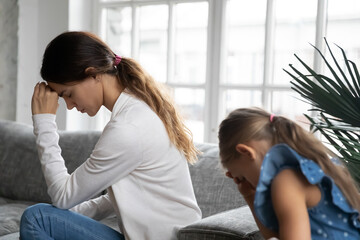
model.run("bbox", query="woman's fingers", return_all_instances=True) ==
[32,82,59,115]
[38,82,47,97]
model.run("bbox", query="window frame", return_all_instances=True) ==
[92,0,329,143]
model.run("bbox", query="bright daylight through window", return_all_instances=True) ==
[69,0,360,143]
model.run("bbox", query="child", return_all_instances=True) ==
[218,107,360,240]
[20,31,201,240]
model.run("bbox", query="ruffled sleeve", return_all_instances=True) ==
[253,144,360,232]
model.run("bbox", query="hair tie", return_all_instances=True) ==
[114,54,122,66]
[270,114,275,123]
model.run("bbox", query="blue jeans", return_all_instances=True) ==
[20,203,124,240]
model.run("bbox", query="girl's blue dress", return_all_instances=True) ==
[254,144,360,239]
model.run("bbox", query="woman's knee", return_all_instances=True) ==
[21,203,53,224]
[23,203,52,216]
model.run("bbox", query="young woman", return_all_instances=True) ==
[218,107,360,240]
[20,31,201,240]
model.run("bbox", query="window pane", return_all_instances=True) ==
[273,0,317,85]
[224,0,266,85]
[101,0,130,2]
[326,0,360,73]
[102,7,132,57]
[172,88,205,143]
[220,89,262,120]
[139,5,168,83]
[172,2,208,84]
[270,90,311,129]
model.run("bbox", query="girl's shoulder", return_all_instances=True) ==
[254,144,360,232]
[262,144,324,184]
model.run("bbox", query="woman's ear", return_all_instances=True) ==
[235,144,256,161]
[84,67,97,79]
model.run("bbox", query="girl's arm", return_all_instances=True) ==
[271,169,312,240]
[244,194,279,239]
[227,172,278,239]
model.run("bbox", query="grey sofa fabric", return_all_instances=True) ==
[189,143,247,218]
[0,203,26,237]
[0,232,19,240]
[178,206,263,240]
[0,119,261,239]
[0,120,100,203]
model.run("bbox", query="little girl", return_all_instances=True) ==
[218,107,360,240]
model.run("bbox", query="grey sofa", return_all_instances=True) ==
[0,119,262,240]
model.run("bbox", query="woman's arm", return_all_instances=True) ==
[33,114,143,209]
[70,193,115,221]
[271,169,312,240]
[31,83,144,209]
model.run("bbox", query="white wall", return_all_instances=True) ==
[17,0,69,129]
[0,0,18,121]
[16,0,102,130]
[16,0,98,130]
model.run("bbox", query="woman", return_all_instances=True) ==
[20,31,201,240]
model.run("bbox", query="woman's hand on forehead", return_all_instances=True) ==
[31,82,59,115]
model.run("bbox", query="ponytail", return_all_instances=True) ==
[116,58,199,164]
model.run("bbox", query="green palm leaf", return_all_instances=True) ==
[285,38,360,184]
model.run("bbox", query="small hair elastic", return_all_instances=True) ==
[270,114,275,123]
[114,54,122,66]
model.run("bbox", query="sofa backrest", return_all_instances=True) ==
[0,120,246,217]
[191,143,247,218]
[0,120,100,203]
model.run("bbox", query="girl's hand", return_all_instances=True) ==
[226,172,256,199]
[32,82,59,115]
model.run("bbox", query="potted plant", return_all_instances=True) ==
[284,38,360,185]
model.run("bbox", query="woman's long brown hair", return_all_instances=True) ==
[40,31,199,163]
[218,107,360,212]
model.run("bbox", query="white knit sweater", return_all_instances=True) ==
[32,92,201,240]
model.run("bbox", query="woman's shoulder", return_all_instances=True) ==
[110,92,161,128]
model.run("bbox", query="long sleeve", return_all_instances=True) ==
[70,193,115,220]
[32,113,143,210]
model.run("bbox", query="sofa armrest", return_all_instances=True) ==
[178,206,264,240]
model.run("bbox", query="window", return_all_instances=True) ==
[326,0,360,73]
[79,0,360,143]
[95,0,209,143]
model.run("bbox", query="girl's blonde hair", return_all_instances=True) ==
[41,31,199,163]
[218,107,360,212]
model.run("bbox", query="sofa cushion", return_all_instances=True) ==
[178,206,263,240]
[191,143,247,218]
[0,232,19,240]
[0,202,29,236]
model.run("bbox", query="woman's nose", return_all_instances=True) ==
[64,97,76,110]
